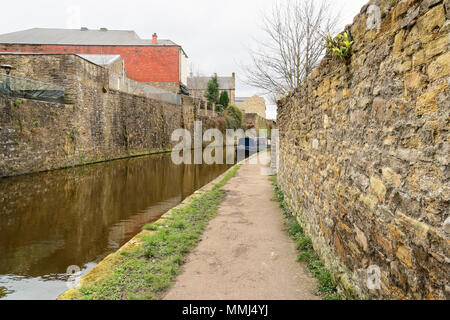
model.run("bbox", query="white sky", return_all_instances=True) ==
[0,0,369,119]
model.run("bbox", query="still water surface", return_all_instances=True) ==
[0,152,233,299]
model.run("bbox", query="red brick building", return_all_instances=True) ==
[0,28,188,92]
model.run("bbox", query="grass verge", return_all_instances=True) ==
[269,176,342,300]
[78,164,242,300]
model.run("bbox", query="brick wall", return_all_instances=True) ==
[277,0,449,299]
[0,44,181,90]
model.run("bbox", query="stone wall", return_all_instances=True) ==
[108,72,181,105]
[243,113,276,132]
[0,54,206,177]
[277,0,449,299]
[237,95,267,119]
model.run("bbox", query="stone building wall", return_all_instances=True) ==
[277,0,449,299]
[0,54,209,177]
[237,95,267,119]
[106,56,126,77]
[187,74,236,105]
[148,81,180,93]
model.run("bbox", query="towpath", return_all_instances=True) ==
[163,152,319,300]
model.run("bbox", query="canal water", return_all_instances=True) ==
[0,151,234,300]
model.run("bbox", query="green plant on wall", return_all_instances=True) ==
[32,119,41,128]
[223,105,243,130]
[257,118,272,138]
[326,31,354,61]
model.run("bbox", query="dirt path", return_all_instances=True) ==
[163,152,319,300]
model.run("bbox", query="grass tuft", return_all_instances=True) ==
[269,176,342,300]
[78,164,242,300]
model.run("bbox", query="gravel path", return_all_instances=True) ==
[164,152,319,300]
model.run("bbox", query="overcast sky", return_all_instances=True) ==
[0,0,368,119]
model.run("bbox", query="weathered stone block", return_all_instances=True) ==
[382,168,402,187]
[404,72,423,89]
[425,36,449,59]
[416,4,446,34]
[370,177,387,203]
[354,226,369,252]
[427,52,450,81]
[396,245,413,268]
[392,0,409,21]
[444,217,450,234]
[396,211,430,241]
[412,50,426,66]
[393,29,406,55]
[416,82,448,114]
[376,232,394,256]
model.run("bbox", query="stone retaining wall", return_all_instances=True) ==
[277,0,449,299]
[0,54,220,177]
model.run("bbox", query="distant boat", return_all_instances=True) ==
[237,138,258,156]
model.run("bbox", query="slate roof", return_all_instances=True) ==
[187,76,235,90]
[235,97,251,105]
[0,28,178,46]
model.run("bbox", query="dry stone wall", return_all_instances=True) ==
[277,0,449,299]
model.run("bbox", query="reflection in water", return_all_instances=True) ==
[0,151,233,300]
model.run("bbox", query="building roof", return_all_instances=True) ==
[235,97,251,105]
[187,76,235,90]
[76,54,122,66]
[0,28,179,47]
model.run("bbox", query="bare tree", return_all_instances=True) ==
[244,0,339,99]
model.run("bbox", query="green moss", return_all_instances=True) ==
[270,177,342,300]
[32,119,40,128]
[77,164,242,300]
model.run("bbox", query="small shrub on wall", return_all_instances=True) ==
[223,105,243,130]
[325,31,354,62]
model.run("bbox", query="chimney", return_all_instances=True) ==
[152,33,158,44]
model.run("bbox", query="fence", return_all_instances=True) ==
[0,73,65,103]
[109,72,182,105]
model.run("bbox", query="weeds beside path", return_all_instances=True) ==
[73,152,326,300]
[77,165,242,300]
[164,152,319,300]
[269,177,341,300]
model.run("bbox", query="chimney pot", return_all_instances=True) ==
[152,33,158,44]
